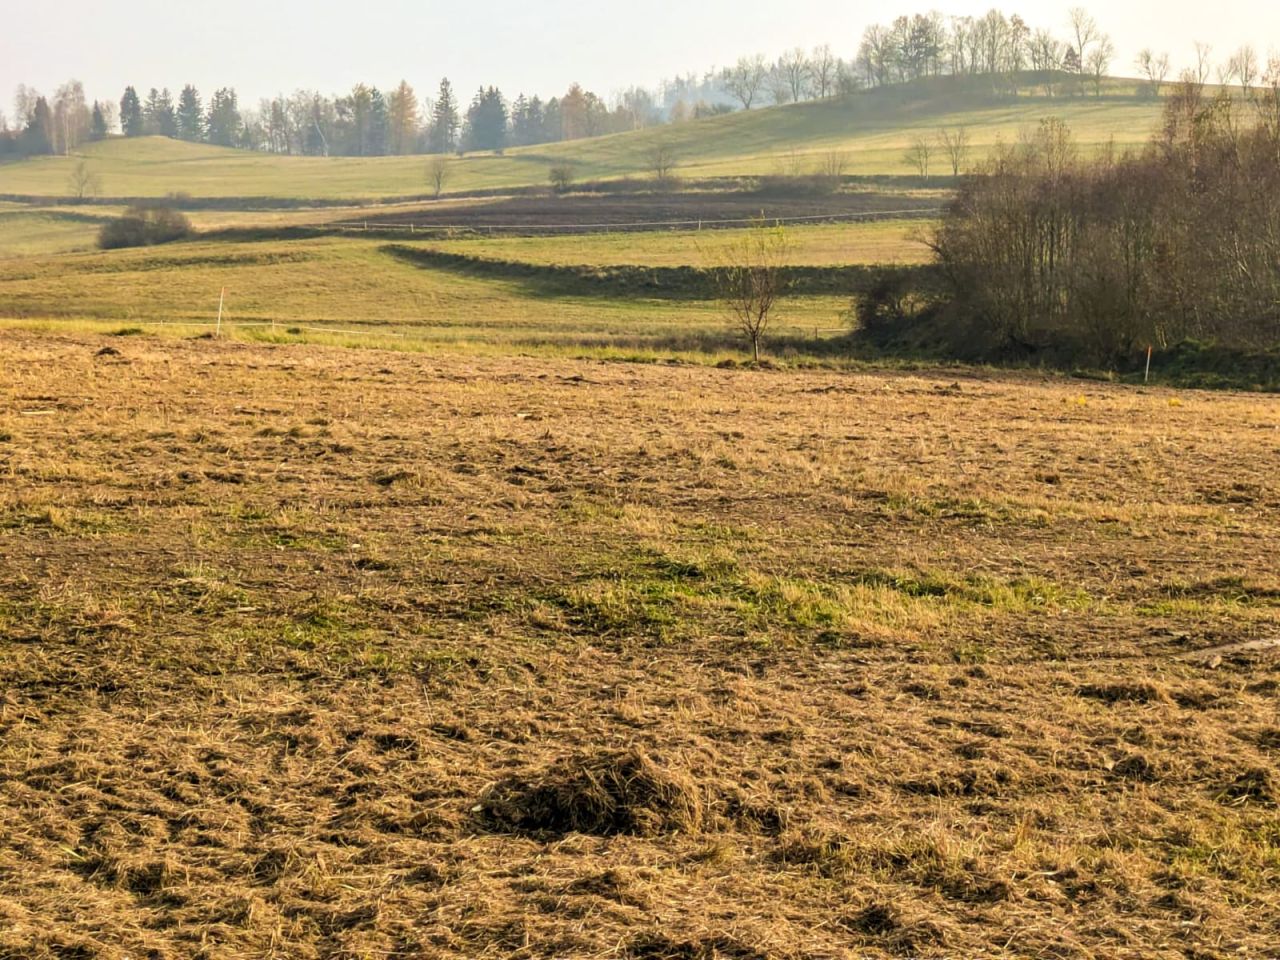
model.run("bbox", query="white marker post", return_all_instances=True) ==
[216,287,226,338]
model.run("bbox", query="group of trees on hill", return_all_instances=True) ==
[0,77,672,158]
[0,81,113,158]
[927,73,1280,362]
[3,6,1276,161]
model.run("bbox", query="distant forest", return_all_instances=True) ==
[1,7,1273,160]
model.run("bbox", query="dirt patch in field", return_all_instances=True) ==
[339,189,939,234]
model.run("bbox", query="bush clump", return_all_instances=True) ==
[99,205,194,250]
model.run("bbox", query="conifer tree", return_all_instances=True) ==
[90,102,109,140]
[463,86,507,152]
[206,88,242,147]
[177,85,204,141]
[429,78,460,153]
[120,86,144,137]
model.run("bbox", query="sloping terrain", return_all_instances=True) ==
[0,81,1166,201]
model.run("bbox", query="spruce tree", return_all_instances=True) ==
[206,88,242,147]
[21,98,54,155]
[120,87,144,137]
[463,87,507,153]
[177,86,204,141]
[367,88,389,156]
[151,89,177,137]
[90,102,109,140]
[429,78,460,153]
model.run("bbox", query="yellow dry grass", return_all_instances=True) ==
[1,330,1277,959]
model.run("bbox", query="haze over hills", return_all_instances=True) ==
[0,78,1170,201]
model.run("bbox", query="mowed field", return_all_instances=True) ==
[421,219,930,267]
[0,220,927,358]
[0,85,1166,200]
[1,330,1277,959]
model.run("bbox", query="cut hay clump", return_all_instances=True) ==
[624,932,769,959]
[1216,768,1276,806]
[479,748,705,837]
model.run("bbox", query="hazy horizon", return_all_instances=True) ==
[3,0,1278,115]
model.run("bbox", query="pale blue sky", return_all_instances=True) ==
[3,0,1277,113]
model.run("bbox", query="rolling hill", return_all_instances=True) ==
[0,79,1169,202]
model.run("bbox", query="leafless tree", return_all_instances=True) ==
[1030,30,1064,96]
[1228,45,1260,98]
[776,48,813,103]
[720,55,769,110]
[1086,36,1115,98]
[767,66,794,106]
[710,218,790,363]
[13,85,38,125]
[937,128,971,175]
[52,80,90,155]
[68,159,101,199]
[426,155,451,199]
[904,136,933,180]
[548,163,577,195]
[819,151,850,179]
[646,142,679,187]
[1193,42,1214,87]
[1136,49,1171,98]
[1067,8,1100,74]
[811,45,839,99]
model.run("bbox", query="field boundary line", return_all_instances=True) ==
[82,318,407,340]
[323,208,941,234]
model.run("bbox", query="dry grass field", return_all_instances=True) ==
[1,329,1277,959]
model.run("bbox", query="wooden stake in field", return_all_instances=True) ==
[216,287,226,338]
[1145,345,1153,384]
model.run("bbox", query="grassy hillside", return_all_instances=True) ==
[0,206,121,257]
[0,236,855,357]
[421,219,931,267]
[0,82,1167,201]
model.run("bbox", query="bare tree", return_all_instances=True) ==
[767,66,794,106]
[819,151,850,179]
[1193,42,1214,87]
[1228,45,1260,98]
[776,48,813,103]
[1030,30,1064,96]
[720,55,769,110]
[13,85,38,126]
[1136,49,1172,98]
[1067,7,1100,73]
[1086,36,1115,98]
[645,142,679,187]
[426,155,451,199]
[904,136,933,180]
[52,80,90,155]
[68,159,101,199]
[811,45,839,99]
[937,128,971,175]
[548,163,577,194]
[709,218,790,363]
